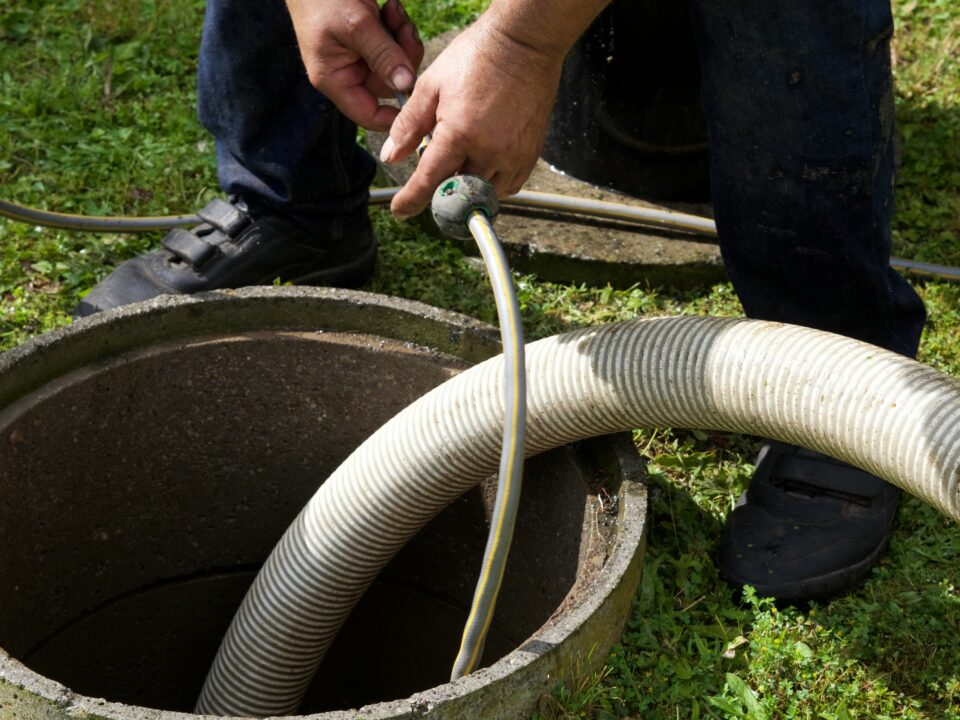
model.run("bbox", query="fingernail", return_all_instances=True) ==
[391,66,414,92]
[379,136,396,163]
[395,0,407,19]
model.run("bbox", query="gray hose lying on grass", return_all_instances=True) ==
[197,316,960,717]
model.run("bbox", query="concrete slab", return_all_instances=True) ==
[369,29,726,290]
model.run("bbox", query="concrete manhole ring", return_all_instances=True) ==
[0,287,647,719]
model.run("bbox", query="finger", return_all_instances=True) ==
[365,73,397,99]
[396,20,424,70]
[490,164,534,198]
[505,171,527,197]
[339,8,415,92]
[381,84,439,162]
[380,0,424,66]
[339,95,399,130]
[380,0,407,34]
[370,4,421,95]
[488,170,514,198]
[366,102,401,131]
[327,66,400,130]
[459,160,497,183]
[332,58,371,88]
[458,167,527,199]
[458,165,515,199]
[391,133,468,218]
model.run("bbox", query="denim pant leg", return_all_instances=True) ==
[689,0,926,357]
[197,0,375,217]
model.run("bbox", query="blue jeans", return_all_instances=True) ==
[197,0,925,356]
[197,1,375,218]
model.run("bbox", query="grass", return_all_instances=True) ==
[892,0,960,264]
[2,1,960,718]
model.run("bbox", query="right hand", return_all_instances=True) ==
[284,0,424,131]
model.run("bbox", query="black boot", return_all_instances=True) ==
[718,441,901,602]
[76,197,376,317]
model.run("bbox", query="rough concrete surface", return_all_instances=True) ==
[369,29,724,290]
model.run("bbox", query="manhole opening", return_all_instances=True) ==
[0,330,606,713]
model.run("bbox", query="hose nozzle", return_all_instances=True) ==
[430,175,500,240]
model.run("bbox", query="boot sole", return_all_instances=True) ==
[721,527,894,604]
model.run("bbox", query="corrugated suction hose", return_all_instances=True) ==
[197,316,960,716]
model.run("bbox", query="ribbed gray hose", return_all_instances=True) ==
[197,316,960,717]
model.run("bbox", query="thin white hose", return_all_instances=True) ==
[449,211,526,680]
[2,191,957,280]
[197,316,960,716]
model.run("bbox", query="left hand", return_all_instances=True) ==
[380,15,566,217]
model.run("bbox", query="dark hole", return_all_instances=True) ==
[0,332,593,713]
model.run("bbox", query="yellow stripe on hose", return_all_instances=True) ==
[452,211,527,679]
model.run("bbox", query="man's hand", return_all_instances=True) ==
[380,15,566,218]
[379,0,611,218]
[285,0,424,131]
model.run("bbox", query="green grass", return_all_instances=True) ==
[892,0,960,264]
[404,0,488,38]
[2,1,960,718]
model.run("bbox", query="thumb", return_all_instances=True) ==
[343,14,416,92]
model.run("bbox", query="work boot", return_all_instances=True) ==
[75,196,376,317]
[718,441,901,603]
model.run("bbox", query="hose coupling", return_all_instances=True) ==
[431,175,500,240]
